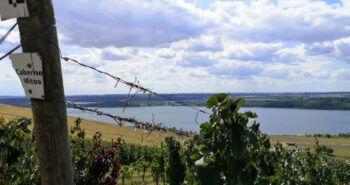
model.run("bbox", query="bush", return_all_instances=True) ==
[0,117,122,185]
[194,93,265,184]
[0,117,40,185]
[70,118,121,185]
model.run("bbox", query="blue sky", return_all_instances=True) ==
[1,0,350,95]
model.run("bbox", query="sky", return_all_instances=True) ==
[1,0,350,95]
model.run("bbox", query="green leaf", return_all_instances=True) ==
[190,153,201,160]
[10,140,16,147]
[206,96,218,108]
[304,172,310,182]
[200,122,210,129]
[206,93,227,108]
[233,98,245,112]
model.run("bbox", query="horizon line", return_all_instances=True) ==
[1,91,350,97]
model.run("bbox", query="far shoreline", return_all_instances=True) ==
[1,92,349,110]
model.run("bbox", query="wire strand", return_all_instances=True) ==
[0,22,18,46]
[0,44,21,61]
[0,19,56,61]
[62,56,210,115]
[0,19,209,135]
[66,101,192,137]
[0,20,210,115]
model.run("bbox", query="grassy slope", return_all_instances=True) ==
[270,135,350,159]
[1,103,349,158]
[0,103,187,147]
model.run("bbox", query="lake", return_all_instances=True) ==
[67,106,350,135]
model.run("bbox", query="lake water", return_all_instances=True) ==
[67,106,350,135]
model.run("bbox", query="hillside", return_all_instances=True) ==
[0,103,187,146]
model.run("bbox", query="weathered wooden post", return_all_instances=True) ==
[1,0,74,184]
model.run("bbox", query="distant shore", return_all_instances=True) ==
[1,92,350,110]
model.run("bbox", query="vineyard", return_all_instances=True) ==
[1,94,350,184]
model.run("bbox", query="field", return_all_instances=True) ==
[270,135,350,159]
[1,103,350,158]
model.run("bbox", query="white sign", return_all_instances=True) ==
[10,53,45,100]
[0,0,29,21]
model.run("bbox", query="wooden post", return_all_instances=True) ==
[17,0,74,184]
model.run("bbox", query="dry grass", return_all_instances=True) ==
[123,170,157,185]
[0,103,188,147]
[270,135,350,158]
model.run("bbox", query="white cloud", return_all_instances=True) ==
[101,47,141,61]
[209,60,264,79]
[304,42,335,56]
[178,52,216,67]
[330,69,350,80]
[171,35,223,52]
[334,38,350,62]
[221,42,282,62]
[54,0,215,48]
[155,48,176,59]
[0,29,19,43]
[214,0,350,43]
[0,19,16,28]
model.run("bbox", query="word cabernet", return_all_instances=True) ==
[15,69,43,76]
[15,69,43,85]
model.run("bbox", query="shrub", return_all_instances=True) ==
[0,117,40,185]
[194,94,263,184]
[70,118,121,185]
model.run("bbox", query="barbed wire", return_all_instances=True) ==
[0,22,18,45]
[1,20,210,116]
[0,19,209,137]
[62,56,210,115]
[0,108,208,142]
[66,101,192,137]
[0,19,56,61]
[0,44,21,61]
[0,105,194,138]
